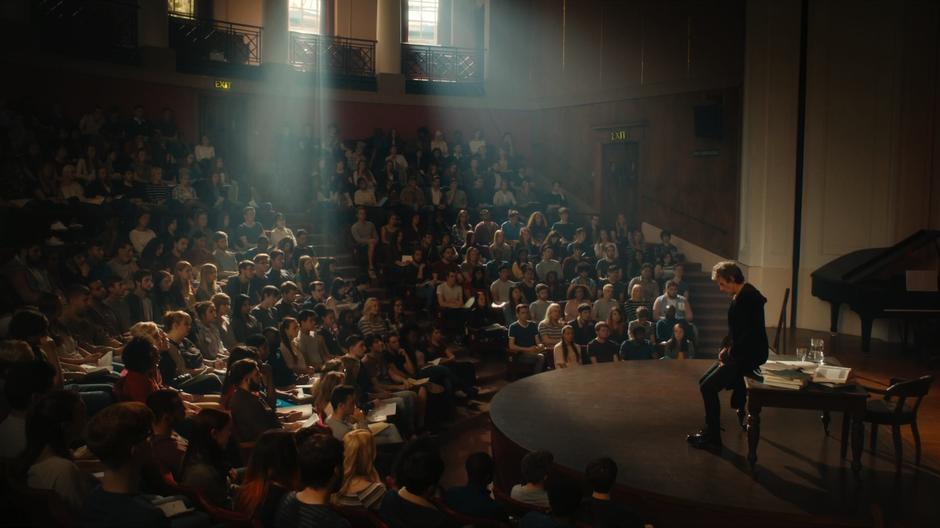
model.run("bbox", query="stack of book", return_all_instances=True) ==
[761,361,814,390]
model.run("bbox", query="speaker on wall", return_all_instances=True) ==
[694,104,723,140]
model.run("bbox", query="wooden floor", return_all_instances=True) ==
[440,328,939,528]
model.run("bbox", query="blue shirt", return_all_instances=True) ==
[500,220,522,241]
[509,320,540,348]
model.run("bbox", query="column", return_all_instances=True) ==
[262,0,290,65]
[376,0,402,73]
[137,0,174,70]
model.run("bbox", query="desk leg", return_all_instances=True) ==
[747,406,762,470]
[851,415,863,475]
[840,412,850,459]
[821,411,831,435]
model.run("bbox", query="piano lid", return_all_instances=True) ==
[842,229,940,283]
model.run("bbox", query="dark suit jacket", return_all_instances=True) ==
[725,283,769,369]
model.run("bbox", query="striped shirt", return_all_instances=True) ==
[538,320,564,344]
[334,481,387,511]
[357,316,389,337]
[275,492,350,528]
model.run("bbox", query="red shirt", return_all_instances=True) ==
[115,370,160,402]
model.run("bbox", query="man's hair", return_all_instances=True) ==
[297,309,318,324]
[8,309,49,340]
[661,229,672,238]
[64,283,90,302]
[665,280,679,289]
[364,334,383,349]
[254,253,270,264]
[329,385,357,412]
[630,325,647,338]
[3,361,56,410]
[400,448,445,495]
[578,303,592,314]
[641,262,653,272]
[515,303,529,315]
[163,310,191,329]
[536,283,549,294]
[229,358,259,386]
[576,262,592,274]
[547,477,582,517]
[260,285,280,300]
[594,321,609,332]
[345,334,364,350]
[297,433,344,489]
[132,269,152,284]
[238,260,255,271]
[636,307,650,319]
[465,452,493,485]
[280,281,299,295]
[711,260,745,284]
[85,402,155,470]
[585,457,618,493]
[270,249,285,261]
[194,301,214,320]
[122,336,157,373]
[212,231,228,243]
[520,449,554,484]
[211,292,231,308]
[146,389,183,421]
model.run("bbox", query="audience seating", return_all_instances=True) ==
[432,497,512,528]
[864,375,933,471]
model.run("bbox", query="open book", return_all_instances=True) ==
[813,365,851,386]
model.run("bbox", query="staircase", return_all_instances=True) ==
[681,262,725,358]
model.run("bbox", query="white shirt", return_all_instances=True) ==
[0,415,26,458]
[194,144,216,161]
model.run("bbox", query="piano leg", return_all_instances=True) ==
[860,316,873,355]
[829,302,841,334]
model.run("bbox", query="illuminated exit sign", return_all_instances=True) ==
[215,80,232,90]
[609,129,629,142]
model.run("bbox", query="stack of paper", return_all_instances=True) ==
[367,401,397,423]
[813,365,851,386]
[761,361,812,390]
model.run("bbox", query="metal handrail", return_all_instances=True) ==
[402,43,483,83]
[289,32,377,77]
[168,12,262,66]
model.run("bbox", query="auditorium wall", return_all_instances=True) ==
[740,0,940,340]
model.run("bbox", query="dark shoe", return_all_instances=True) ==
[687,430,723,451]
[737,410,748,431]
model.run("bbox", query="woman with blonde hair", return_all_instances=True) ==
[489,229,512,262]
[333,429,386,510]
[195,262,220,302]
[357,297,388,337]
[313,370,346,419]
[538,303,564,348]
[553,325,581,369]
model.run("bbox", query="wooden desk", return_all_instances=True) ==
[745,370,869,475]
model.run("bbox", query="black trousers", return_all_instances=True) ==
[698,361,748,431]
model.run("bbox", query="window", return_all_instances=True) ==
[167,0,194,17]
[289,0,321,34]
[407,0,439,45]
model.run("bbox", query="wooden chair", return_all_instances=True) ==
[330,503,391,528]
[433,497,512,528]
[864,375,933,471]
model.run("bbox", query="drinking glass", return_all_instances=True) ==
[809,338,825,365]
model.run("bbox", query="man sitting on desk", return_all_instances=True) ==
[687,261,768,450]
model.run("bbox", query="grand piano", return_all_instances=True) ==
[811,229,940,353]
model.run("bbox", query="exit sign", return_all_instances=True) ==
[215,80,232,90]
[610,129,629,142]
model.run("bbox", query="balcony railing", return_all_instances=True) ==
[402,43,483,84]
[289,32,376,78]
[168,12,262,68]
[33,0,139,63]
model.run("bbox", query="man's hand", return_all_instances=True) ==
[351,407,366,423]
[718,347,730,363]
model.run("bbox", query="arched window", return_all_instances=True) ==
[167,0,194,17]
[289,0,321,35]
[407,0,439,45]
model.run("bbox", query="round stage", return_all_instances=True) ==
[489,360,940,528]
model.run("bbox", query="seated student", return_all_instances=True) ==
[114,336,162,403]
[227,359,299,443]
[275,433,351,528]
[235,430,299,527]
[344,335,418,438]
[326,384,403,446]
[592,284,620,323]
[568,303,596,360]
[581,457,644,528]
[652,280,694,322]
[619,326,657,360]
[520,478,582,528]
[627,307,654,344]
[553,325,581,369]
[660,323,696,360]
[379,445,455,528]
[146,389,188,479]
[508,304,547,374]
[161,310,222,395]
[511,450,553,508]
[82,402,171,528]
[586,322,621,364]
[444,452,508,521]
[334,429,387,511]
[528,283,552,323]
[24,390,93,512]
[0,360,56,459]
[181,409,234,507]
